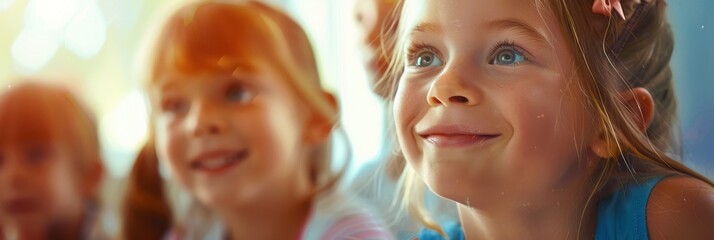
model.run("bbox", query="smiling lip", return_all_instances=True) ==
[189,149,249,174]
[417,125,500,148]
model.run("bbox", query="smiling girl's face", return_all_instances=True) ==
[150,3,330,210]
[152,64,316,209]
[394,0,601,207]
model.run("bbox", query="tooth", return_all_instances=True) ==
[202,158,225,169]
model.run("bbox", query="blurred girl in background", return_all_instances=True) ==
[0,82,106,240]
[122,1,393,239]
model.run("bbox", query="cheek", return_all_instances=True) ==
[523,85,589,150]
[503,74,584,148]
[45,159,84,213]
[499,84,573,150]
[154,118,180,159]
[252,103,305,169]
[500,82,590,182]
[510,93,566,150]
[153,119,188,182]
[393,79,426,164]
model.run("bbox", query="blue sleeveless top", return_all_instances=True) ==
[417,176,666,240]
[416,222,464,240]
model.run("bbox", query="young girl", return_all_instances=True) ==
[351,0,458,238]
[123,1,394,239]
[0,82,106,240]
[377,0,714,239]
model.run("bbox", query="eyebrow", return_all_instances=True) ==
[410,18,548,44]
[412,22,442,34]
[488,18,548,44]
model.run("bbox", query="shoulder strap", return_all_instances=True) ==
[595,176,667,240]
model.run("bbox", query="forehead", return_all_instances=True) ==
[402,0,557,42]
[0,87,72,148]
[152,62,274,92]
[151,3,295,78]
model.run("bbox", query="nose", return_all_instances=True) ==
[185,100,226,137]
[427,64,482,107]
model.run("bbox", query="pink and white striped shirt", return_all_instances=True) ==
[318,213,394,239]
[164,191,394,240]
[301,191,394,240]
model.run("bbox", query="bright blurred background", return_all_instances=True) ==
[0,0,388,234]
[0,0,387,179]
[1,0,712,234]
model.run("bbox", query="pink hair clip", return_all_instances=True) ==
[592,0,626,19]
[593,0,654,20]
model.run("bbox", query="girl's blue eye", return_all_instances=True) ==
[226,85,254,103]
[414,51,443,67]
[491,47,526,65]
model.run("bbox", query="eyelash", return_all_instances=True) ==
[406,42,440,66]
[489,40,530,65]
[405,40,531,65]
[225,83,255,103]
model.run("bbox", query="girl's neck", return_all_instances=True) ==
[223,194,314,240]
[458,198,598,239]
[220,152,317,239]
[459,168,599,239]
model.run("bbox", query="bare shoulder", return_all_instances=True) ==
[647,176,714,240]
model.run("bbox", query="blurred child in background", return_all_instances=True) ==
[0,81,106,240]
[122,0,393,239]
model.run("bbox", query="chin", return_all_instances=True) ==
[428,185,498,209]
[200,185,265,209]
[423,168,502,208]
[421,167,466,198]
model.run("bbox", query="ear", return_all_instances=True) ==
[304,92,338,145]
[591,133,618,159]
[589,87,655,159]
[619,87,655,131]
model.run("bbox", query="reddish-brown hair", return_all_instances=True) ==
[121,0,342,238]
[0,81,102,184]
[0,81,105,237]
[120,141,172,240]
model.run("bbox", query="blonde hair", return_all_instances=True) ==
[122,0,344,238]
[376,0,714,236]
